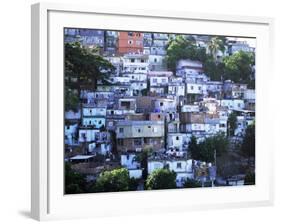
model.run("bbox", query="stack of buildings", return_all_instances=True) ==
[64,29,255,187]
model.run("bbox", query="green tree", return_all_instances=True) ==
[108,130,118,155]
[197,133,229,163]
[64,42,115,111]
[223,51,255,88]
[65,42,115,90]
[65,87,79,112]
[134,145,153,180]
[244,172,255,185]
[183,178,201,188]
[65,163,87,194]
[93,168,132,192]
[146,168,177,190]
[166,35,207,72]
[188,135,200,160]
[241,123,255,162]
[207,36,226,61]
[227,112,237,136]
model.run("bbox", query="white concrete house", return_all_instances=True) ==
[82,106,106,117]
[204,118,220,135]
[88,142,111,155]
[220,99,245,110]
[176,59,204,76]
[148,159,194,187]
[167,133,190,151]
[183,123,205,133]
[65,124,78,145]
[110,76,131,84]
[120,154,143,179]
[147,71,173,77]
[131,81,147,95]
[235,116,246,136]
[80,90,114,103]
[78,129,100,142]
[121,154,140,169]
[168,84,185,96]
[65,110,81,120]
[148,55,166,71]
[82,117,106,128]
[207,81,223,92]
[126,73,147,82]
[153,98,177,113]
[181,104,200,113]
[200,98,219,114]
[122,54,149,74]
[149,76,169,87]
[243,89,255,100]
[186,83,207,95]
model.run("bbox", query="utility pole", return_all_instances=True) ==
[214,149,217,166]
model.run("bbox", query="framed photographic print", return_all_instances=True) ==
[31,2,274,221]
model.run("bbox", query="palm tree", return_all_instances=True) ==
[65,42,115,91]
[207,37,226,61]
[134,146,153,180]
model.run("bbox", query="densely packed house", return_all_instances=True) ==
[64,29,255,188]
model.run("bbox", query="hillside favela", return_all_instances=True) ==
[64,29,255,194]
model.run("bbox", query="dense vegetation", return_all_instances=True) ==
[188,133,229,163]
[64,42,115,111]
[166,35,255,88]
[146,168,177,190]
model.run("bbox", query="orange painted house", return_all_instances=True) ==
[117,32,144,55]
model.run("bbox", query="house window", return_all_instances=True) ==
[119,128,124,133]
[141,59,145,63]
[130,58,135,62]
[154,58,157,63]
[118,139,124,146]
[98,120,102,124]
[191,86,194,90]
[158,114,161,118]
[198,86,202,90]
[153,78,157,83]
[82,133,86,139]
[177,162,182,169]
[138,129,141,133]
[66,126,70,130]
[121,101,130,109]
[161,78,166,83]
[160,102,164,106]
[128,40,133,45]
[134,138,142,146]
[154,163,161,169]
[176,136,179,140]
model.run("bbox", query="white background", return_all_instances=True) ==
[0,0,279,223]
